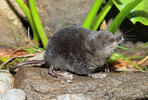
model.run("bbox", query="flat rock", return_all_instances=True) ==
[14,66,148,100]
[0,0,28,48]
[0,0,93,48]
[35,0,94,37]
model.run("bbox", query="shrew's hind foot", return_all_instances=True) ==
[48,66,73,83]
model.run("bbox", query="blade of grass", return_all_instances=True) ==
[108,52,144,72]
[92,0,113,31]
[82,0,103,29]
[118,46,131,50]
[16,0,39,42]
[109,0,143,33]
[29,0,48,48]
[119,53,144,72]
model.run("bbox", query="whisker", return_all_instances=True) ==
[124,38,137,41]
[124,37,136,40]
[122,29,134,36]
[124,34,136,38]
[122,29,135,39]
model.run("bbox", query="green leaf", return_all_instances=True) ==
[118,46,131,50]
[113,0,148,25]
[82,0,103,29]
[0,57,9,63]
[29,0,48,48]
[16,0,39,42]
[92,0,113,30]
[23,48,36,54]
[108,52,144,72]
[109,0,142,33]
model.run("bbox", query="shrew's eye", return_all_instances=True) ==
[116,36,122,42]
[102,40,105,45]
[110,38,115,43]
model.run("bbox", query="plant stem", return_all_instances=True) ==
[92,0,113,31]
[108,52,144,72]
[118,53,144,72]
[29,0,48,48]
[82,0,103,29]
[109,0,143,33]
[16,0,39,42]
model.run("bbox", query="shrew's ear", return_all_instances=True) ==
[84,35,96,53]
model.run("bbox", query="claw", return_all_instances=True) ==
[48,66,73,83]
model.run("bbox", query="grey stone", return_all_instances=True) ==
[14,67,148,100]
[35,0,94,37]
[0,0,93,48]
[0,9,28,48]
[0,0,28,48]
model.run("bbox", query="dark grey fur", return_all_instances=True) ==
[44,26,122,75]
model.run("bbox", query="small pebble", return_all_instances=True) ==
[90,73,108,79]
[57,94,92,100]
[0,72,14,87]
[0,80,10,95]
[0,89,26,100]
